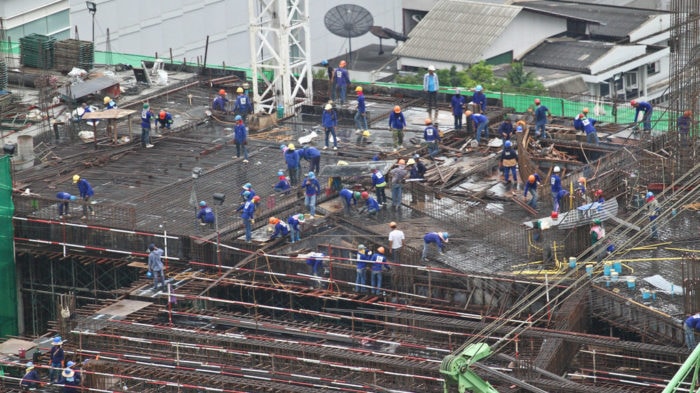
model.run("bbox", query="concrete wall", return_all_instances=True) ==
[67,0,403,69]
[485,11,566,61]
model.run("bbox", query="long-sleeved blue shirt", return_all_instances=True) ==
[302,147,321,160]
[197,206,215,223]
[148,248,164,271]
[500,147,518,164]
[372,171,387,187]
[498,121,513,138]
[472,91,487,112]
[57,191,73,200]
[550,174,562,194]
[365,196,380,211]
[356,250,369,270]
[424,125,440,142]
[450,95,465,115]
[535,105,549,125]
[240,200,255,219]
[234,123,247,143]
[357,94,366,113]
[334,67,350,86]
[301,177,321,196]
[581,117,597,135]
[270,221,290,239]
[287,215,302,231]
[472,113,488,126]
[234,94,252,113]
[141,109,153,129]
[76,178,94,198]
[634,101,653,120]
[370,252,388,271]
[274,177,291,191]
[389,112,406,129]
[423,232,445,250]
[322,109,337,128]
[212,96,228,111]
[339,188,356,206]
[523,173,541,197]
[285,149,300,168]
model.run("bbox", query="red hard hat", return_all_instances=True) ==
[630,100,637,106]
[534,98,541,104]
[594,189,603,197]
[159,110,165,119]
[361,191,369,199]
[219,89,226,95]
[684,110,692,117]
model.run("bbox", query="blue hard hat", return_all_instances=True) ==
[308,171,315,178]
[243,182,252,189]
[26,362,34,368]
[199,201,206,207]
[234,115,242,121]
[67,361,75,368]
[504,140,512,148]
[646,191,654,199]
[475,85,483,92]
[516,125,523,131]
[321,59,328,65]
[442,232,449,240]
[243,190,251,198]
[280,144,286,151]
[70,195,77,201]
[277,170,284,176]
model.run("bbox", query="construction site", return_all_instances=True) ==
[0,1,699,393]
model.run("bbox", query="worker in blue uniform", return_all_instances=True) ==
[322,103,338,150]
[389,105,407,151]
[498,117,513,142]
[212,89,229,111]
[233,115,249,163]
[237,194,256,243]
[354,86,368,131]
[472,85,486,113]
[631,100,653,131]
[450,89,466,129]
[157,110,174,130]
[285,144,301,186]
[534,98,551,139]
[355,244,370,292]
[422,232,449,261]
[301,171,321,218]
[301,146,321,174]
[56,191,77,218]
[500,140,518,184]
[287,213,305,243]
[72,174,94,219]
[471,112,489,144]
[360,191,380,216]
[339,188,359,215]
[273,174,291,194]
[550,166,563,213]
[268,217,290,241]
[196,201,215,226]
[333,60,350,105]
[233,87,252,122]
[423,118,441,158]
[370,247,390,295]
[523,174,542,210]
[371,168,387,205]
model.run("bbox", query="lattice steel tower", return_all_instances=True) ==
[248,0,313,116]
[669,0,700,175]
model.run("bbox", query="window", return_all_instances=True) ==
[647,61,660,75]
[625,72,638,88]
[600,82,610,97]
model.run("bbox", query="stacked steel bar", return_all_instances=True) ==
[0,59,7,90]
[19,33,55,69]
[54,39,95,72]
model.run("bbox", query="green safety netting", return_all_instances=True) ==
[0,155,17,337]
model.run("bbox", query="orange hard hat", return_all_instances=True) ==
[159,110,165,119]
[424,118,432,125]
[534,98,541,104]
[684,110,692,117]
[465,110,473,117]
[594,189,603,197]
[582,107,589,113]
[528,175,536,183]
[219,89,226,95]
[393,105,401,113]
[269,217,280,225]
[377,246,385,254]
[398,159,406,165]
[361,191,369,199]
[339,60,347,67]
[578,177,586,184]
[630,100,637,106]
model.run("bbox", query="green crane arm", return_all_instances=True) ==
[440,343,500,393]
[663,343,700,392]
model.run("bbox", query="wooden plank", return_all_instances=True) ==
[0,338,36,356]
[96,299,152,317]
[511,195,538,216]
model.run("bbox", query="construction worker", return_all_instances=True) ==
[684,313,700,349]
[370,246,390,295]
[233,115,249,163]
[104,96,117,110]
[646,191,660,239]
[523,174,542,210]
[157,110,174,130]
[196,201,215,226]
[20,361,41,390]
[422,232,448,261]
[389,159,409,210]
[423,65,439,118]
[500,140,518,185]
[631,100,653,131]
[450,89,466,130]
[579,113,599,145]
[301,146,321,174]
[76,102,91,121]
[472,85,486,113]
[66,360,81,385]
[355,244,370,292]
[59,367,79,393]
[371,167,387,205]
[333,60,350,105]
[212,89,228,112]
[233,87,252,122]
[550,166,562,213]
[140,103,154,148]
[240,183,256,202]
[287,213,305,243]
[388,221,405,263]
[678,110,692,142]
[424,118,441,158]
[594,189,605,204]
[471,112,489,144]
[498,117,514,142]
[237,192,256,243]
[268,217,290,241]
[147,244,165,291]
[49,336,64,384]
[305,252,326,287]
[354,86,368,132]
[534,98,552,139]
[389,105,406,151]
[360,191,380,216]
[339,188,359,215]
[590,219,606,263]
[302,171,321,218]
[56,191,77,219]
[285,144,301,186]
[72,174,94,219]
[574,177,590,206]
[273,173,291,194]
[322,103,339,150]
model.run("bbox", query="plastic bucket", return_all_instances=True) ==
[627,277,635,289]
[569,257,577,269]
[613,261,622,273]
[603,261,612,276]
[585,264,593,277]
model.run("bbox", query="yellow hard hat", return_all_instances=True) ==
[355,86,363,92]
[582,107,589,113]
[288,143,295,150]
[236,87,244,93]
[72,174,80,183]
[103,96,111,104]
[362,130,370,137]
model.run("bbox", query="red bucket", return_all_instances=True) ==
[18,348,26,359]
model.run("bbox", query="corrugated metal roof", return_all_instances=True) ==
[393,0,522,64]
[521,40,613,73]
[520,1,661,39]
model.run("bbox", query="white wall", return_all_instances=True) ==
[486,11,566,61]
[68,0,402,68]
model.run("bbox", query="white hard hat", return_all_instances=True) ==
[428,65,436,71]
[553,166,561,173]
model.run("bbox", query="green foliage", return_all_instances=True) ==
[313,68,328,80]
[393,62,546,94]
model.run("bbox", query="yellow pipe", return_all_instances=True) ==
[605,257,685,263]
[512,261,545,268]
[665,247,700,253]
[622,263,634,273]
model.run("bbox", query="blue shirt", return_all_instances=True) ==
[365,196,380,211]
[550,174,562,194]
[339,188,356,205]
[372,171,387,187]
[581,117,597,135]
[389,112,406,129]
[57,191,73,200]
[240,200,255,219]
[678,115,691,134]
[322,109,337,128]
[334,67,350,86]
[472,113,488,126]
[498,121,513,137]
[356,251,369,270]
[451,95,465,115]
[197,206,215,223]
[535,105,549,125]
[234,94,251,112]
[285,149,300,168]
[76,178,94,198]
[357,94,366,113]
[212,96,228,111]
[106,101,117,110]
[634,101,653,120]
[370,252,388,271]
[274,178,291,191]
[234,123,247,143]
[302,177,321,196]
[141,109,153,129]
[472,91,487,112]
[302,147,321,160]
[424,125,440,142]
[287,215,302,230]
[500,147,518,163]
[423,232,445,249]
[148,248,164,271]
[270,221,290,238]
[523,173,542,197]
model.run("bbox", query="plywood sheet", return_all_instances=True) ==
[0,338,36,355]
[96,299,152,317]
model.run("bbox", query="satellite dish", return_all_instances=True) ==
[324,4,373,64]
